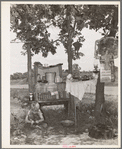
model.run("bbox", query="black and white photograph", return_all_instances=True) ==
[2,1,121,148]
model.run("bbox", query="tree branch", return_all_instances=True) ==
[52,39,62,43]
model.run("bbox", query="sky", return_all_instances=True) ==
[10,26,119,75]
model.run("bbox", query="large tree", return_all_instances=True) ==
[46,5,118,73]
[83,5,118,123]
[10,4,86,91]
[11,4,118,73]
[47,4,118,124]
[48,5,86,73]
[10,4,57,92]
[10,4,57,56]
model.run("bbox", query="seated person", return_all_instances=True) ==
[25,101,47,129]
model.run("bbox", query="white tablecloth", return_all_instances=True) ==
[65,78,98,101]
[65,77,98,127]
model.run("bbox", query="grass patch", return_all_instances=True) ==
[10,88,29,99]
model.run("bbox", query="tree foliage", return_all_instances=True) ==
[49,5,118,72]
[10,70,34,80]
[97,37,118,56]
[49,5,85,60]
[10,4,57,57]
[82,5,118,37]
[10,4,118,72]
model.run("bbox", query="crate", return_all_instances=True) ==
[38,92,56,101]
[37,91,69,101]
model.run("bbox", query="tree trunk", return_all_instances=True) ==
[27,44,33,93]
[67,43,72,74]
[67,13,73,74]
[95,72,105,123]
[95,18,117,123]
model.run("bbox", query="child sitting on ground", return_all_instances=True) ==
[25,101,47,129]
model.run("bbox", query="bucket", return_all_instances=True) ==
[45,72,56,83]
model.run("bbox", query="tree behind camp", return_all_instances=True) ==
[10,4,57,92]
[48,5,118,73]
[11,4,118,74]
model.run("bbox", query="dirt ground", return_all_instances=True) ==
[10,88,118,146]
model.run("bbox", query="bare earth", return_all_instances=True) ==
[10,86,119,146]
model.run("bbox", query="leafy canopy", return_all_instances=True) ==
[10,4,118,59]
[10,4,57,57]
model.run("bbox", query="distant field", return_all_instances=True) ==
[10,78,27,85]
[10,77,34,85]
[10,78,118,87]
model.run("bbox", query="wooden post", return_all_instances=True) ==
[27,44,33,93]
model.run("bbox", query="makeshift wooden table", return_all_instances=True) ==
[65,79,97,131]
[33,63,71,118]
[35,79,97,132]
[35,82,71,116]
